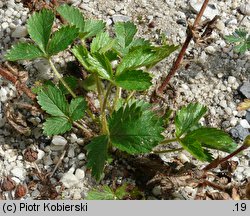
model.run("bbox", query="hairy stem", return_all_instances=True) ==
[48,58,76,98]
[125,91,135,104]
[112,86,121,113]
[153,147,183,154]
[155,0,210,97]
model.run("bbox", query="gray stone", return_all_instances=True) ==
[112,14,131,23]
[246,111,250,123]
[239,3,250,16]
[230,125,250,140]
[10,167,26,180]
[11,26,27,38]
[240,119,250,129]
[52,135,67,146]
[60,172,79,188]
[239,82,250,98]
[75,168,85,180]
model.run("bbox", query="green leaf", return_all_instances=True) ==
[115,70,152,90]
[184,127,237,153]
[69,97,87,121]
[27,9,54,53]
[109,101,164,154]
[114,184,129,200]
[37,85,68,117]
[82,19,105,39]
[47,26,79,56]
[82,74,97,91]
[180,137,213,162]
[114,22,137,55]
[58,76,78,95]
[90,31,114,54]
[175,103,207,137]
[86,135,109,181]
[116,45,178,74]
[57,4,85,32]
[5,43,44,61]
[86,186,116,200]
[43,116,72,136]
[72,45,91,70]
[87,53,113,80]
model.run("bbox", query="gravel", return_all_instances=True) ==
[0,0,249,200]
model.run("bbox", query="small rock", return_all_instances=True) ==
[37,149,45,160]
[189,0,219,20]
[43,155,53,166]
[10,167,26,180]
[0,87,8,102]
[178,153,190,163]
[239,82,250,98]
[246,111,250,123]
[238,3,250,16]
[2,22,9,29]
[11,26,28,38]
[75,168,85,180]
[73,191,82,200]
[230,125,250,140]
[205,46,216,54]
[112,14,131,23]
[240,119,250,129]
[228,76,236,85]
[152,186,162,196]
[60,172,79,188]
[77,153,86,160]
[52,135,67,146]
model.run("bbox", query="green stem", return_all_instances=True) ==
[159,137,179,145]
[153,147,183,154]
[48,58,76,98]
[125,91,135,104]
[112,86,121,113]
[73,121,92,138]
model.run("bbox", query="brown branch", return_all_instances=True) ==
[152,0,210,101]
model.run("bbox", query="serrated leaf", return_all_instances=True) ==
[87,53,113,80]
[82,19,105,39]
[5,43,44,61]
[114,184,129,200]
[180,137,213,162]
[27,9,54,53]
[69,97,87,121]
[86,186,115,200]
[185,127,237,153]
[116,45,178,75]
[90,31,114,54]
[47,26,79,56]
[115,70,152,90]
[57,4,85,32]
[37,85,68,117]
[86,135,109,181]
[72,45,91,70]
[175,103,207,137]
[43,116,72,136]
[114,22,137,55]
[109,101,164,154]
[58,76,78,95]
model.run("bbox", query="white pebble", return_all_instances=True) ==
[228,76,236,84]
[75,168,85,180]
[61,172,79,188]
[52,135,67,146]
[178,153,190,163]
[11,26,28,38]
[10,167,26,180]
[240,119,250,129]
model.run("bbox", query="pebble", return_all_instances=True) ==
[75,168,85,180]
[60,172,79,188]
[152,186,162,196]
[77,153,86,160]
[240,119,250,129]
[52,135,67,146]
[10,167,26,180]
[0,87,8,102]
[11,26,28,38]
[178,153,190,163]
[37,149,45,160]
[239,82,250,98]
[230,125,250,140]
[238,3,250,16]
[112,14,131,23]
[246,111,250,123]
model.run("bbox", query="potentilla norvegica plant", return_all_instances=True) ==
[5,4,238,181]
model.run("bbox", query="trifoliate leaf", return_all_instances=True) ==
[5,43,44,61]
[180,137,213,162]
[87,53,113,80]
[90,31,114,54]
[86,186,116,200]
[116,45,178,75]
[43,116,72,136]
[37,85,68,117]
[27,9,54,53]
[82,19,105,39]
[175,103,207,137]
[58,76,78,95]
[225,29,250,54]
[47,26,79,56]
[109,101,164,154]
[86,135,109,181]
[184,127,237,153]
[69,97,87,121]
[114,22,137,55]
[115,70,152,90]
[57,4,85,32]
[72,45,91,70]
